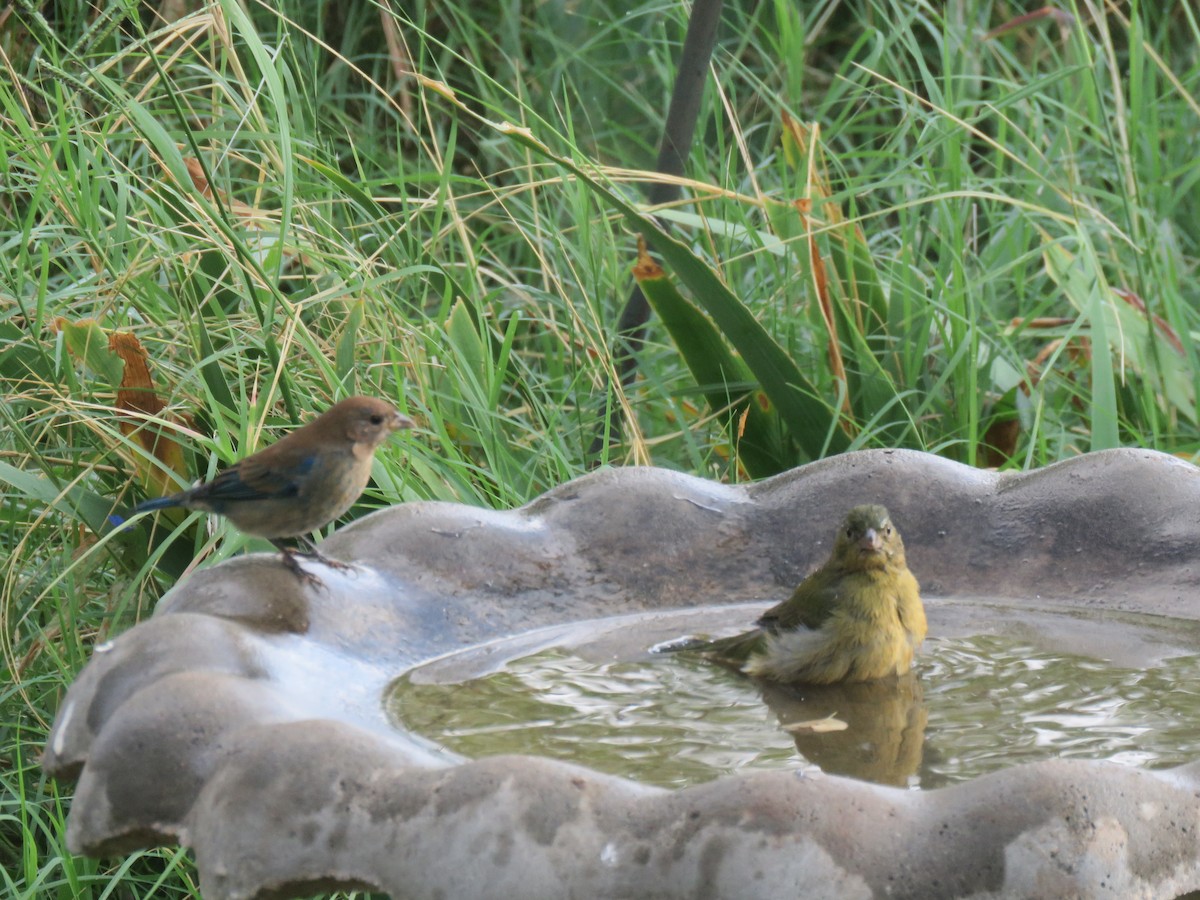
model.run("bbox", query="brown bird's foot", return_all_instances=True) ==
[292,536,354,569]
[277,548,326,587]
[309,552,355,571]
[296,550,356,572]
[271,539,355,584]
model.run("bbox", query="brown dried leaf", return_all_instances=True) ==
[180,157,271,224]
[984,6,1075,41]
[981,418,1020,468]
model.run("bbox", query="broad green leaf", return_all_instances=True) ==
[635,253,793,476]
[446,298,489,388]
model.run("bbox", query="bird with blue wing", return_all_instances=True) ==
[132,395,413,583]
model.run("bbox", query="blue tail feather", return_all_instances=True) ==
[132,495,182,514]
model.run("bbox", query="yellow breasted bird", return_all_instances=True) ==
[131,396,413,582]
[702,504,926,684]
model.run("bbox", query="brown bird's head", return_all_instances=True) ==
[832,504,905,572]
[322,396,415,452]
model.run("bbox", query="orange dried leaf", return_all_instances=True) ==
[1009,316,1076,330]
[181,157,271,224]
[633,235,665,281]
[183,157,212,197]
[110,331,166,419]
[794,203,851,423]
[108,331,188,494]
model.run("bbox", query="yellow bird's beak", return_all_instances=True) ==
[858,528,883,554]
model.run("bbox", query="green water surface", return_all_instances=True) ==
[388,607,1200,790]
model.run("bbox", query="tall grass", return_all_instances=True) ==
[2,0,1198,895]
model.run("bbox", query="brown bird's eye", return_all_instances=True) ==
[369,413,384,425]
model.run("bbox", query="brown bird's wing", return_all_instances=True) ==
[189,449,316,507]
[757,567,842,632]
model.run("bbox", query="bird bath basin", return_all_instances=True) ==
[45,449,1200,899]
[389,602,1200,790]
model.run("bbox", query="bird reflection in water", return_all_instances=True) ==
[758,673,927,787]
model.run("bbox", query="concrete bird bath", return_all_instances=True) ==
[45,449,1200,898]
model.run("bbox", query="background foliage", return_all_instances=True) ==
[2,0,1198,895]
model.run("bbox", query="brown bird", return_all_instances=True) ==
[701,504,926,684]
[132,396,413,581]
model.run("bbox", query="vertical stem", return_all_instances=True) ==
[589,0,725,461]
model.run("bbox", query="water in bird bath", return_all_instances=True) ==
[385,599,1200,789]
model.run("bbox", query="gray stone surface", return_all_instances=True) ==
[44,448,1200,899]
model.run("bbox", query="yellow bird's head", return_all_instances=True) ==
[832,504,906,572]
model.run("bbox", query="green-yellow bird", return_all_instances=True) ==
[702,504,926,684]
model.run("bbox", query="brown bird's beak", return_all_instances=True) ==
[391,412,417,433]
